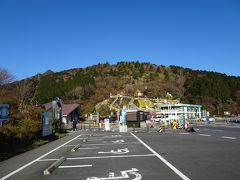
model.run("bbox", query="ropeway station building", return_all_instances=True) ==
[154,103,202,120]
[109,93,203,121]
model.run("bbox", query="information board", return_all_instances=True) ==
[42,112,53,137]
[0,104,9,122]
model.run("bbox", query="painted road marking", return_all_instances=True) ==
[83,143,128,146]
[221,136,237,140]
[67,154,155,160]
[76,137,89,139]
[198,134,211,137]
[81,142,141,146]
[88,139,104,141]
[112,139,125,143]
[111,135,122,137]
[179,133,190,135]
[58,165,92,169]
[86,168,142,180]
[0,134,82,180]
[63,144,78,147]
[93,136,133,139]
[38,159,59,162]
[98,148,130,155]
[131,133,191,180]
[78,147,100,150]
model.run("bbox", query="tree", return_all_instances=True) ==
[0,68,14,96]
[0,68,14,85]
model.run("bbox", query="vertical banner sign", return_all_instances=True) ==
[42,112,53,137]
[120,109,126,125]
[180,116,185,128]
[202,110,207,118]
[104,118,110,131]
[52,99,61,120]
[0,104,9,122]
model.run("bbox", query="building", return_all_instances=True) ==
[155,103,202,120]
[42,102,80,125]
[97,93,203,121]
[118,109,149,128]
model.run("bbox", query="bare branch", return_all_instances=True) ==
[0,67,14,85]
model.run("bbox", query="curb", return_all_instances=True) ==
[43,157,66,175]
[71,144,81,152]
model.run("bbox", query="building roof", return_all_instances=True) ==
[42,102,52,111]
[62,104,80,116]
[42,102,80,116]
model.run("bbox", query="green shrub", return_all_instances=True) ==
[0,125,19,152]
[0,119,40,152]
[52,119,61,134]
[16,119,41,143]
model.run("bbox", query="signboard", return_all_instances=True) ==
[41,112,53,137]
[104,118,110,131]
[202,110,207,118]
[180,116,185,128]
[0,104,9,121]
[52,100,61,120]
[120,109,126,125]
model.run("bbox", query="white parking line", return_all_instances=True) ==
[198,134,211,137]
[0,134,82,180]
[78,147,100,150]
[91,136,133,139]
[88,139,104,141]
[81,142,141,146]
[67,154,155,160]
[38,159,59,162]
[131,133,191,180]
[221,136,237,140]
[64,144,77,147]
[59,165,92,168]
[179,133,190,135]
[92,134,120,136]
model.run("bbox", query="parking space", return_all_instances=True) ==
[34,131,185,180]
[47,157,182,180]
[2,125,240,180]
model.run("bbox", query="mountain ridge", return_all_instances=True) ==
[2,61,240,116]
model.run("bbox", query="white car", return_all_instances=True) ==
[201,117,215,122]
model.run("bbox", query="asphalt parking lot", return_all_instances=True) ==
[1,125,240,180]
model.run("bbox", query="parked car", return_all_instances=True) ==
[201,117,215,122]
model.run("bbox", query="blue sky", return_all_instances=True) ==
[0,0,240,80]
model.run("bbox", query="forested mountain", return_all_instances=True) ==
[2,61,240,116]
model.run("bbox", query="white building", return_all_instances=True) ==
[155,103,202,120]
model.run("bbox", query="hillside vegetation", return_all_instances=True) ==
[2,61,240,116]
